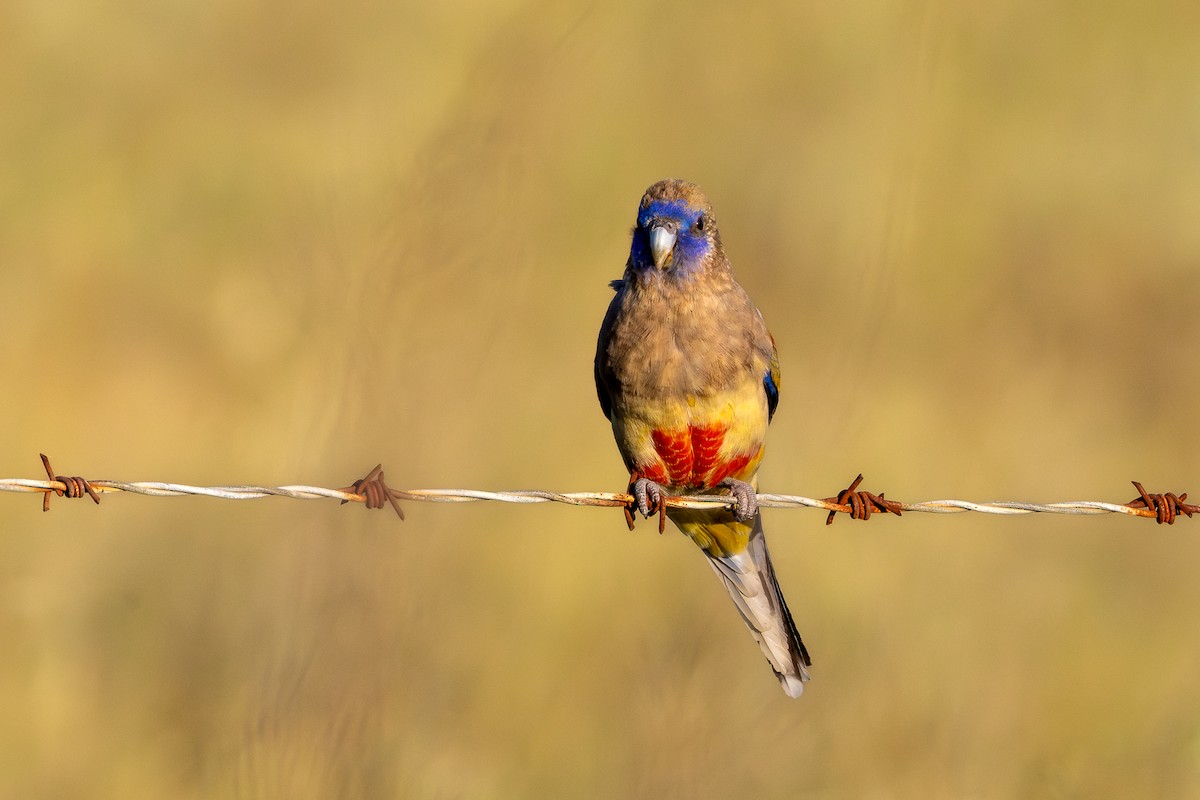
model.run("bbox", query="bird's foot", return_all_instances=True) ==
[624,474,668,534]
[718,478,758,522]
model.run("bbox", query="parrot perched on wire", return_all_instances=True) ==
[594,179,812,697]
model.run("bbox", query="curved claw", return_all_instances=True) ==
[626,476,668,534]
[718,477,759,522]
[635,477,668,533]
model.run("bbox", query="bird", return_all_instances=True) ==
[594,178,812,697]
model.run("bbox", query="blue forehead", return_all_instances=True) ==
[629,197,711,273]
[637,199,701,228]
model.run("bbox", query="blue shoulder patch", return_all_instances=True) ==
[764,370,780,421]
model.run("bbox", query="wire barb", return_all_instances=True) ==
[1125,481,1197,525]
[821,473,904,525]
[339,464,405,520]
[38,453,100,512]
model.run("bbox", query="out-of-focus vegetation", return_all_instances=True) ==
[2,1,1199,797]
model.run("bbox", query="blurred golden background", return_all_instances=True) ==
[2,1,1199,797]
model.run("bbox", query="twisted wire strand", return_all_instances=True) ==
[0,476,1158,518]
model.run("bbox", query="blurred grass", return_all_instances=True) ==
[2,0,1200,797]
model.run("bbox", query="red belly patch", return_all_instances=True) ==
[642,425,756,489]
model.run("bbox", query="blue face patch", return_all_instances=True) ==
[629,199,712,274]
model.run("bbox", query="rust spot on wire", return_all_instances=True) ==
[822,473,904,525]
[340,463,405,520]
[39,453,100,512]
[1125,481,1197,525]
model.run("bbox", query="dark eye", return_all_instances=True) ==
[694,216,706,232]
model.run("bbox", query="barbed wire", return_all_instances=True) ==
[1,455,1194,526]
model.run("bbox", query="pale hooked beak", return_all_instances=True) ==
[648,222,677,269]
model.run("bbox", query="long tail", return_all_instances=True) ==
[703,512,811,697]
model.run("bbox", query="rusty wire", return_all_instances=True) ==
[38,453,100,512]
[822,473,904,525]
[1,455,1196,526]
